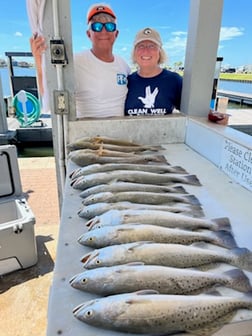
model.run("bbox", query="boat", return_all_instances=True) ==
[0,51,52,147]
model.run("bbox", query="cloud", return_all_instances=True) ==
[220,27,244,41]
[15,31,23,37]
[164,31,187,56]
[171,31,187,37]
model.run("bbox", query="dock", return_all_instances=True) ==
[3,114,53,146]
[218,89,252,106]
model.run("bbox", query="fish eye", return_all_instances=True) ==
[88,237,93,241]
[81,278,87,283]
[96,259,101,264]
[85,309,93,318]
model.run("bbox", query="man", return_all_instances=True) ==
[30,3,130,118]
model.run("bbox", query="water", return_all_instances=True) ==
[1,66,251,98]
[0,67,36,97]
[218,80,252,94]
[17,145,54,158]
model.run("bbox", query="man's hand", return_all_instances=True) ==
[29,34,47,95]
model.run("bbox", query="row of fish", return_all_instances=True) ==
[67,136,252,336]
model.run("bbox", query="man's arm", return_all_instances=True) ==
[29,34,47,96]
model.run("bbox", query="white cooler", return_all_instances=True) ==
[0,145,37,275]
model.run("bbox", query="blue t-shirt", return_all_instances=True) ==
[125,69,182,116]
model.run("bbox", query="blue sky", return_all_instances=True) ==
[0,0,251,68]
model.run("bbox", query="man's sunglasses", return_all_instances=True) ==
[90,22,117,32]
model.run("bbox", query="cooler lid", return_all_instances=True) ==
[0,145,22,198]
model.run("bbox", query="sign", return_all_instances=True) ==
[220,139,252,191]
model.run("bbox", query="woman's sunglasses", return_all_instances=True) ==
[90,22,117,32]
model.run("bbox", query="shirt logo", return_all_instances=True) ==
[138,85,159,108]
[117,74,127,85]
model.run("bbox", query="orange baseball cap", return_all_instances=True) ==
[87,5,116,23]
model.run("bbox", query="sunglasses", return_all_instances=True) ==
[90,22,117,32]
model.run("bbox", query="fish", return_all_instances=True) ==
[73,290,252,335]
[81,241,252,271]
[70,148,146,158]
[78,224,237,249]
[86,209,231,232]
[82,190,200,206]
[67,140,164,153]
[68,151,167,167]
[71,170,201,190]
[79,183,187,199]
[78,202,204,219]
[70,264,252,295]
[68,136,148,147]
[69,163,188,180]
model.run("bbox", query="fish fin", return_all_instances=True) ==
[212,217,232,232]
[126,262,145,266]
[184,194,201,205]
[213,230,238,249]
[136,289,159,295]
[127,241,153,251]
[184,174,202,186]
[191,242,208,248]
[223,268,252,292]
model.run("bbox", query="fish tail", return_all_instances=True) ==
[184,195,201,205]
[150,155,168,163]
[213,230,238,249]
[144,145,164,151]
[172,186,188,194]
[212,217,232,232]
[183,174,202,186]
[231,247,252,272]
[224,269,252,292]
[172,166,188,174]
[188,205,205,218]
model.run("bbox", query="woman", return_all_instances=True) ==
[125,27,182,116]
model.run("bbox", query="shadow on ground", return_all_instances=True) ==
[0,234,55,294]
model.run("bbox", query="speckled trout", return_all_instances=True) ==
[81,242,252,271]
[67,141,163,153]
[78,202,203,219]
[78,224,237,249]
[68,136,148,148]
[73,290,252,335]
[71,170,201,189]
[86,209,231,232]
[70,264,252,295]
[69,163,187,180]
[82,191,200,206]
[69,150,167,167]
[79,183,187,198]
